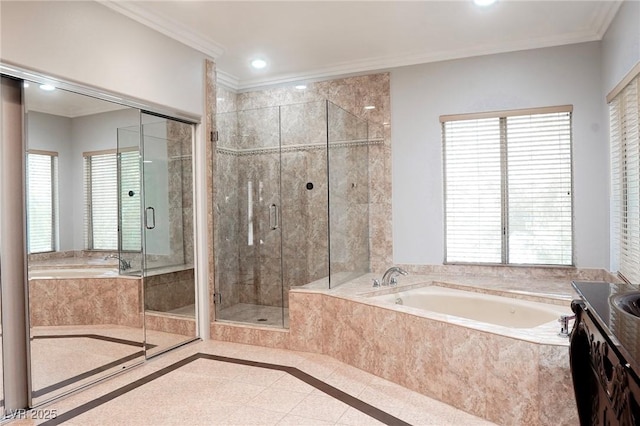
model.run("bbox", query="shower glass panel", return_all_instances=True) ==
[140,113,196,357]
[279,102,329,292]
[213,99,373,328]
[327,102,371,287]
[214,106,286,327]
[24,86,145,405]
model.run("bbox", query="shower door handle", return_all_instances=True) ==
[145,206,156,230]
[269,204,279,230]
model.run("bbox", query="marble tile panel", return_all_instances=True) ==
[288,292,323,353]
[484,336,540,425]
[401,314,445,399]
[537,345,578,425]
[440,325,491,419]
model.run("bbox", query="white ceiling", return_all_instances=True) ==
[24,83,128,118]
[104,0,622,91]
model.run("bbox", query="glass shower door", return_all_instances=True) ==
[214,106,285,327]
[140,113,196,356]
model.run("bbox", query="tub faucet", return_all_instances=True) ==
[558,314,576,337]
[104,254,131,271]
[380,266,408,287]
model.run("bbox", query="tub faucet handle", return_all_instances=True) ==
[390,277,398,287]
[381,266,408,287]
[558,314,576,337]
[372,279,381,288]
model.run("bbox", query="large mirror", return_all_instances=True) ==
[0,182,4,418]
[24,85,146,405]
[24,82,197,404]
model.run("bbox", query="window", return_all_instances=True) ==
[26,151,58,253]
[442,106,573,265]
[610,66,640,283]
[84,149,140,251]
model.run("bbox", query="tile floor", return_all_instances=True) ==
[7,340,495,426]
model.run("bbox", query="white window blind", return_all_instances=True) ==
[84,150,140,251]
[611,74,640,283]
[26,151,58,253]
[442,107,573,265]
[443,118,503,263]
[507,113,573,265]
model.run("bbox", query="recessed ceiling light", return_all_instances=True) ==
[294,84,307,90]
[364,105,376,110]
[216,97,224,101]
[39,84,56,91]
[23,82,29,88]
[251,58,267,69]
[473,0,497,6]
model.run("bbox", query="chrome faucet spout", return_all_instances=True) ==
[381,266,408,287]
[104,254,131,271]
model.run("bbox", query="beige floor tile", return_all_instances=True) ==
[289,393,350,422]
[336,407,386,426]
[16,339,498,426]
[277,414,335,425]
[247,388,309,413]
[220,405,287,425]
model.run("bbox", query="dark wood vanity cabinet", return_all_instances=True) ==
[570,300,640,425]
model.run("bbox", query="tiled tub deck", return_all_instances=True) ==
[211,269,622,425]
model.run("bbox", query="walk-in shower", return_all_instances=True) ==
[213,100,382,327]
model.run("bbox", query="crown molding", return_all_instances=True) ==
[592,1,623,39]
[99,0,225,59]
[101,0,621,92]
[216,70,240,92]
[233,29,604,90]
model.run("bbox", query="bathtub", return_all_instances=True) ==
[28,264,193,279]
[345,280,576,423]
[370,285,569,329]
[29,268,122,279]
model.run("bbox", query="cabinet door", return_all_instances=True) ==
[626,367,640,425]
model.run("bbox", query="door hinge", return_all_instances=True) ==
[211,131,219,143]
[213,292,222,305]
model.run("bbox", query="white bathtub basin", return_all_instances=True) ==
[29,268,122,279]
[370,285,570,328]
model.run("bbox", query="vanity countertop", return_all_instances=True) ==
[572,280,640,375]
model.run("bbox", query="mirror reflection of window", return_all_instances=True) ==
[83,149,141,251]
[26,150,58,253]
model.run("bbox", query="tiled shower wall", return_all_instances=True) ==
[213,74,391,310]
[232,73,392,274]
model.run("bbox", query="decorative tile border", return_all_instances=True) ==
[216,138,384,157]
[38,353,409,426]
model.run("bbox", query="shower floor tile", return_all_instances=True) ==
[217,303,289,328]
[11,340,496,425]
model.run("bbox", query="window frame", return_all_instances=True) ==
[441,105,575,267]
